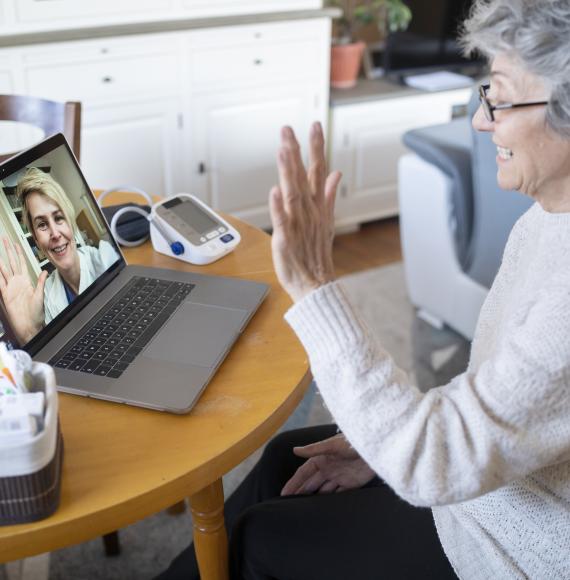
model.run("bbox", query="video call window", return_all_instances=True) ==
[0,145,120,347]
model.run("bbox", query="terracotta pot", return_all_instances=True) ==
[330,41,366,89]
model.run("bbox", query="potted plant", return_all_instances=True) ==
[328,0,412,88]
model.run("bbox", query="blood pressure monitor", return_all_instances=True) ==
[150,194,241,265]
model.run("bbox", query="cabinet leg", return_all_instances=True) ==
[189,479,228,580]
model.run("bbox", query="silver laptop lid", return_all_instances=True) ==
[0,134,125,355]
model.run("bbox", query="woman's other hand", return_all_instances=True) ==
[269,122,342,303]
[281,433,376,495]
[0,238,47,344]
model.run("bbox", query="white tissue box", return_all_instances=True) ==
[0,362,64,525]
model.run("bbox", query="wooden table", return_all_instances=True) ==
[0,211,311,580]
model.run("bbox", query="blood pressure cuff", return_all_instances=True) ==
[101,203,150,242]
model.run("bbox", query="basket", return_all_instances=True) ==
[0,362,64,525]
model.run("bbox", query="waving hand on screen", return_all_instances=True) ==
[0,237,47,344]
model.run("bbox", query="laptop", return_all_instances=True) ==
[0,134,269,413]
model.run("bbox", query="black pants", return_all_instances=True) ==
[156,425,457,580]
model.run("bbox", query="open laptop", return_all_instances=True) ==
[0,134,269,413]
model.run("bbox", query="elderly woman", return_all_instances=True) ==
[0,167,118,344]
[158,1,569,578]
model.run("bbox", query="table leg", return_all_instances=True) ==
[189,478,228,580]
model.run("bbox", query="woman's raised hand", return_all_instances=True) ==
[0,238,47,344]
[269,122,342,303]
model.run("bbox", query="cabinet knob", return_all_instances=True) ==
[102,76,114,83]
[198,162,206,175]
[253,59,263,66]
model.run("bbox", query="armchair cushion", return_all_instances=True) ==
[403,119,473,272]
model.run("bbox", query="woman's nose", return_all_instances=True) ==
[472,105,494,133]
[48,223,61,239]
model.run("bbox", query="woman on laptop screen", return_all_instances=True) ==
[0,167,119,344]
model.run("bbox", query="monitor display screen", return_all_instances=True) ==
[0,142,121,348]
[384,0,484,74]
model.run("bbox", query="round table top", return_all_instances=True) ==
[0,213,311,561]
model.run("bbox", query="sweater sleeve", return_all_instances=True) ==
[285,281,570,507]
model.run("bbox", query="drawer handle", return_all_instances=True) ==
[253,59,263,66]
[102,76,114,84]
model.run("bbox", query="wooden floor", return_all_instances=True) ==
[333,217,402,277]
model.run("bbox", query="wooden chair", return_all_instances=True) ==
[0,94,81,163]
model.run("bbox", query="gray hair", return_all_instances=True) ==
[461,0,570,138]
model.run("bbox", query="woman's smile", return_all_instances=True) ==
[49,241,70,260]
[496,145,513,161]
[26,191,79,273]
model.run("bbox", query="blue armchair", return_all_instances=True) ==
[398,89,532,339]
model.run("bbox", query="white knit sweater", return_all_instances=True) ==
[285,203,570,579]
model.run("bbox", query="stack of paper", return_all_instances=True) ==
[404,71,474,91]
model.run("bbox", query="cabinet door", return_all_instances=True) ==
[189,84,324,229]
[331,88,471,226]
[0,52,14,108]
[80,98,185,197]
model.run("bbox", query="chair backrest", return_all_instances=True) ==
[0,94,82,163]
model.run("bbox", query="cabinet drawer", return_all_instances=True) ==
[191,40,321,87]
[189,19,327,48]
[26,54,179,104]
[15,0,172,23]
[181,0,320,18]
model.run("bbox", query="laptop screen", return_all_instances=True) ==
[0,134,123,351]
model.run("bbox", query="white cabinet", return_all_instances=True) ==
[0,0,5,34]
[1,0,322,31]
[190,84,322,226]
[24,47,180,105]
[330,87,472,228]
[80,98,186,195]
[19,35,186,197]
[0,55,13,93]
[13,0,173,26]
[180,0,321,18]
[186,18,330,228]
[2,17,331,221]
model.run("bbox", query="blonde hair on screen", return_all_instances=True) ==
[16,167,78,238]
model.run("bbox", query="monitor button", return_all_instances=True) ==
[206,231,218,239]
[220,233,234,243]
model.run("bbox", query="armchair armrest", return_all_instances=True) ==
[403,119,473,272]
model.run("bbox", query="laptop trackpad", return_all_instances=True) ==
[144,302,248,367]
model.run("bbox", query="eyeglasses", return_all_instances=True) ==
[478,83,549,122]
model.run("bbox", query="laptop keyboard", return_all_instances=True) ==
[49,276,195,378]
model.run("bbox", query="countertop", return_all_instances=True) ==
[331,77,477,107]
[331,78,420,106]
[0,8,341,48]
